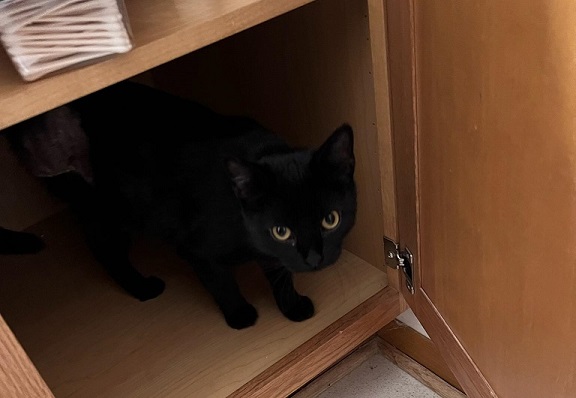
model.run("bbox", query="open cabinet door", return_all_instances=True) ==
[387,1,576,398]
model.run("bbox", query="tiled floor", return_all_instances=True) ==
[318,354,441,398]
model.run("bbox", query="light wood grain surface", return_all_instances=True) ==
[368,0,397,242]
[0,0,316,130]
[413,1,576,397]
[0,212,387,398]
[0,315,53,398]
[384,0,419,304]
[367,0,402,294]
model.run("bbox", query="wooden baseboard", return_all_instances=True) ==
[378,320,462,390]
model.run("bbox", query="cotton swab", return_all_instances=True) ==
[0,0,132,81]
[6,33,126,43]
[16,51,112,81]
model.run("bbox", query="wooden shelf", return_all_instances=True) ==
[0,0,315,131]
[0,212,388,397]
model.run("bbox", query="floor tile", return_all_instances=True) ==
[318,354,441,398]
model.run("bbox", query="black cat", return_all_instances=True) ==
[49,82,357,329]
[0,227,44,255]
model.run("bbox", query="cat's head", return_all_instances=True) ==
[227,125,356,272]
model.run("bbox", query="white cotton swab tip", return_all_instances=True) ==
[0,0,133,81]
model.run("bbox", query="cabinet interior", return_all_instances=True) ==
[0,0,396,396]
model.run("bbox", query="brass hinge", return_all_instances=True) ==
[384,236,415,294]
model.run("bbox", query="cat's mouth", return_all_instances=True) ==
[284,248,342,273]
[287,258,336,273]
[310,260,334,272]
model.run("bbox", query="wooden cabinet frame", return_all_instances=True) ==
[385,1,495,397]
[0,0,405,396]
[9,0,566,397]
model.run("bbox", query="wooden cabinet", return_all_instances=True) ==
[0,1,401,397]
[1,0,573,397]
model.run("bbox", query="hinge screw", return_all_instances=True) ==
[387,251,395,259]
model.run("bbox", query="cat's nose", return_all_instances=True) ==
[306,250,323,268]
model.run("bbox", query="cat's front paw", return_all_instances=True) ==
[132,276,166,302]
[15,232,45,254]
[224,302,258,330]
[281,295,315,322]
[0,229,45,255]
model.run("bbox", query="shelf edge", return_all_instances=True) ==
[0,0,316,131]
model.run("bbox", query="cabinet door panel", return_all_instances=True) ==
[389,1,576,397]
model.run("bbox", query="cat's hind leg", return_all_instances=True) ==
[86,226,165,301]
[45,173,165,301]
[0,227,44,255]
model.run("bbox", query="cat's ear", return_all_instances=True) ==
[313,124,355,183]
[226,158,268,205]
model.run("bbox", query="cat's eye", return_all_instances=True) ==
[271,226,292,241]
[322,210,341,230]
